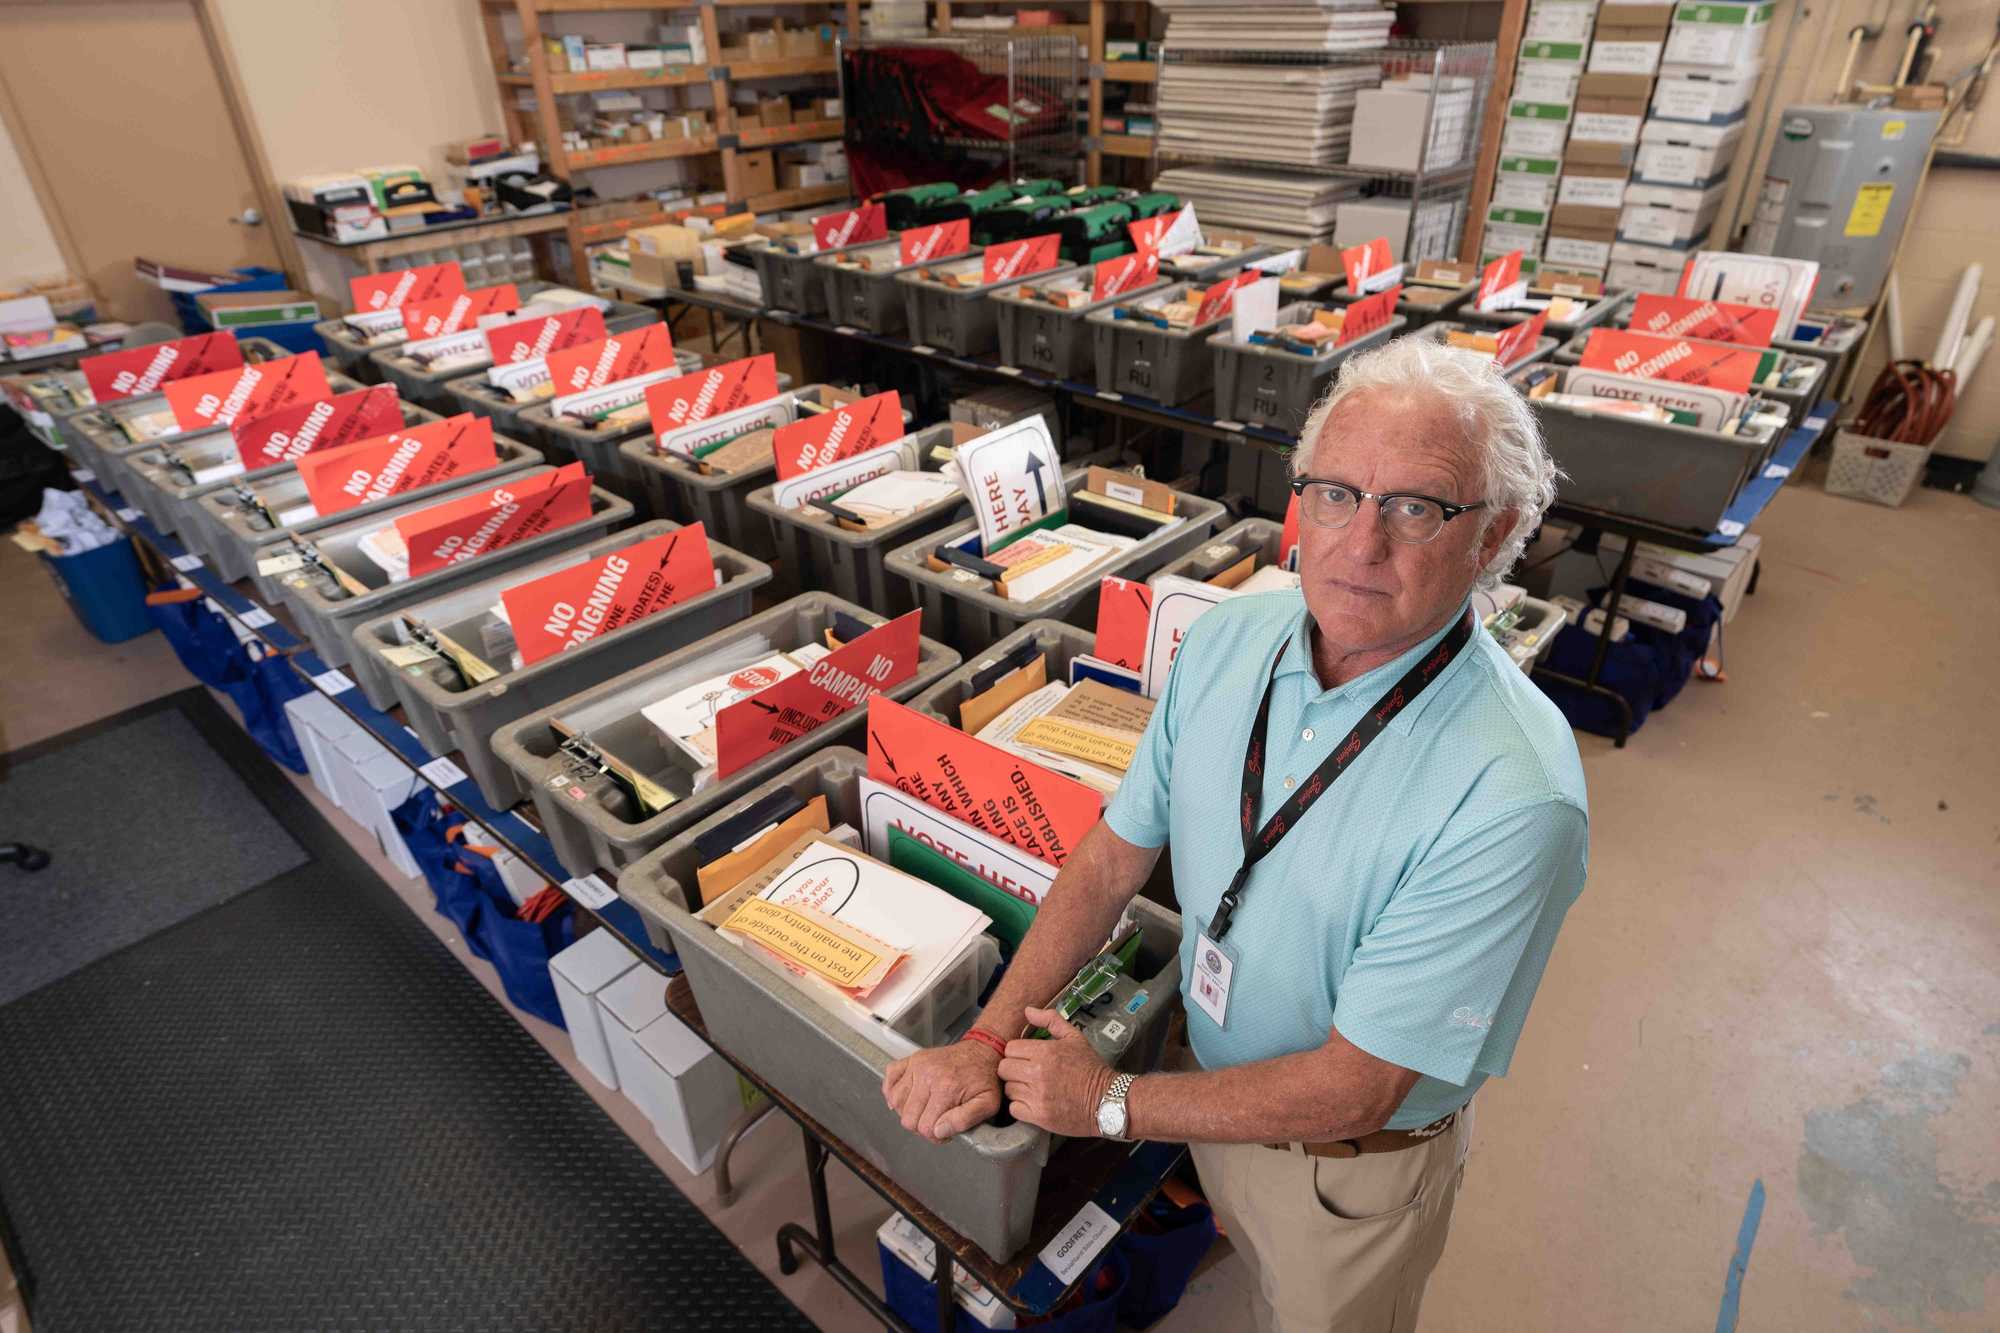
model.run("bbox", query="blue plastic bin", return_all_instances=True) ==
[41,537,153,643]
[169,265,289,334]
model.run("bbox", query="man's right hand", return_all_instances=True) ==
[882,1040,1003,1143]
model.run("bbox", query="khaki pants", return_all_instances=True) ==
[1189,1102,1473,1333]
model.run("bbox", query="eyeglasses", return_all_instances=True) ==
[1288,477,1487,545]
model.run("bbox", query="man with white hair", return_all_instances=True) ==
[882,335,1587,1330]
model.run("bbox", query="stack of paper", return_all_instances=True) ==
[640,644,832,771]
[819,470,961,526]
[1158,61,1382,167]
[1154,166,1364,247]
[1161,4,1395,53]
[973,679,1156,795]
[995,525,1136,602]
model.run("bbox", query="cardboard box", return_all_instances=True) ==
[1543,233,1613,271]
[627,223,705,288]
[757,96,793,127]
[745,27,783,62]
[1608,259,1682,295]
[1494,173,1560,211]
[1483,222,1547,256]
[1590,37,1666,76]
[1502,99,1574,157]
[1551,203,1620,241]
[1635,117,1742,184]
[1651,64,1758,122]
[1558,165,1630,210]
[195,288,319,329]
[780,25,825,60]
[585,42,627,71]
[1488,203,1553,233]
[550,930,641,1090]
[1570,72,1652,145]
[1514,63,1584,105]
[1334,198,1416,256]
[1612,236,1706,275]
[736,149,777,198]
[1348,84,1441,173]
[1525,0,1598,43]
[1664,1,1773,68]
[1564,138,1639,171]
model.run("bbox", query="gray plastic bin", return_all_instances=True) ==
[884,478,1227,655]
[747,229,872,314]
[312,317,392,383]
[57,335,293,490]
[1427,321,1559,374]
[1331,278,1478,331]
[1086,283,1233,405]
[1456,287,1630,339]
[990,269,1171,380]
[1209,307,1408,433]
[491,593,961,877]
[898,258,1081,358]
[270,469,631,668]
[194,432,539,593]
[617,745,1185,1260]
[745,422,962,611]
[621,384,872,559]
[1151,517,1285,586]
[1578,306,1828,429]
[905,619,1095,728]
[352,525,774,800]
[815,241,940,335]
[1,320,177,378]
[367,292,656,411]
[511,347,716,496]
[4,368,95,452]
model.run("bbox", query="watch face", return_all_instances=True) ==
[1097,1100,1125,1138]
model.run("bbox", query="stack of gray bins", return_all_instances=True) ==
[349,522,774,806]
[509,346,708,490]
[490,593,960,878]
[990,267,1171,381]
[746,225,877,314]
[616,745,1185,1261]
[56,335,291,483]
[266,466,632,667]
[897,257,1082,358]
[194,426,540,590]
[815,240,941,335]
[883,471,1227,654]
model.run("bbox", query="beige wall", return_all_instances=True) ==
[210,0,506,188]
[1716,0,2000,462]
[0,111,70,290]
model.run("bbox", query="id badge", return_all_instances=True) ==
[1190,918,1237,1031]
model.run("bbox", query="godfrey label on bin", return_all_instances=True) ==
[81,332,242,404]
[1493,311,1550,369]
[1091,247,1159,302]
[713,610,920,779]
[865,696,1102,868]
[500,525,716,666]
[297,414,499,516]
[1341,237,1403,295]
[981,233,1061,285]
[771,389,902,481]
[401,283,519,342]
[1094,575,1152,671]
[1338,284,1401,345]
[547,323,675,396]
[351,262,466,315]
[484,305,607,367]
[163,354,331,433]
[563,873,617,909]
[645,353,779,437]
[1628,294,1779,347]
[394,461,593,577]
[810,203,887,251]
[899,218,971,266]
[231,385,403,472]
[1039,1202,1117,1285]
[1577,327,1760,391]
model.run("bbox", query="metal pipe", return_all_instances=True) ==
[1885,273,1906,361]
[1933,262,1981,368]
[1950,315,1993,385]
[1837,25,1879,100]
[1895,4,1936,87]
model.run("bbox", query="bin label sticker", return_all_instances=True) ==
[1039,1202,1117,1285]
[563,874,617,909]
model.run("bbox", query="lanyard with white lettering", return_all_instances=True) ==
[1209,612,1475,942]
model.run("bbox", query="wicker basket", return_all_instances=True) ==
[1825,427,1930,507]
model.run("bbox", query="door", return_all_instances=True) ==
[0,1,286,324]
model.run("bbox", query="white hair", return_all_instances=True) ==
[1292,332,1560,589]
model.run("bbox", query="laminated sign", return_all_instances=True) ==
[644,353,779,437]
[1341,237,1403,295]
[80,332,241,404]
[981,233,1062,285]
[771,389,902,481]
[500,525,717,666]
[350,262,465,315]
[811,203,887,251]
[393,461,593,577]
[1093,575,1153,672]
[1091,247,1159,301]
[956,414,1064,550]
[484,305,607,366]
[1280,492,1301,569]
[1338,283,1401,345]
[231,384,403,472]
[163,353,331,433]
[899,218,971,265]
[401,283,519,341]
[714,609,921,778]
[296,414,499,516]
[1627,294,1778,348]
[546,323,675,396]
[1577,327,1760,392]
[1128,205,1199,259]
[1492,311,1549,369]
[864,696,1103,868]
[1140,574,1230,698]
[1193,270,1260,326]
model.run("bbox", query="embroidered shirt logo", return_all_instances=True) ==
[1449,1006,1492,1031]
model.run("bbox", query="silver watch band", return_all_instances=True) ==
[1102,1072,1135,1139]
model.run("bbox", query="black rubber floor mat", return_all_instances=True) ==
[0,693,308,1007]
[0,689,814,1333]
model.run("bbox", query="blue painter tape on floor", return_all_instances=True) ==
[1716,1178,1766,1333]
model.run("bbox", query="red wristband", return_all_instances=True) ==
[960,1027,1008,1059]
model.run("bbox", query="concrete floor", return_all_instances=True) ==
[4,457,1997,1331]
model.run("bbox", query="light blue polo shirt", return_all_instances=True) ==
[1105,590,1588,1130]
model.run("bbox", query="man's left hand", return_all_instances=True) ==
[996,1007,1118,1138]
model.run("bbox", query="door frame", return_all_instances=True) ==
[0,0,305,306]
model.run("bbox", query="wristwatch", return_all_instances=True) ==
[1096,1072,1135,1140]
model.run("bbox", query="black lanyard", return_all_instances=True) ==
[1210,611,1476,942]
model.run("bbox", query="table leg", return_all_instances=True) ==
[933,1232,958,1333]
[774,1126,919,1332]
[1530,529,1638,747]
[712,1097,776,1207]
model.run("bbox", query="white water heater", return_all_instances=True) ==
[1744,104,1941,306]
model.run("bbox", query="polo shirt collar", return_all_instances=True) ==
[1279,599,1478,734]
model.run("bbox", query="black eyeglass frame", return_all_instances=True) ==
[1288,476,1489,541]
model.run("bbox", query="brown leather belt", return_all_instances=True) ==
[1265,1110,1459,1159]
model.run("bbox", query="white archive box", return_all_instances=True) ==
[1513,64,1582,105]
[1502,101,1573,157]
[283,692,355,807]
[599,964,671,1120]
[1609,260,1681,294]
[1622,179,1725,238]
[1663,1,1773,68]
[1524,0,1598,43]
[1588,39,1666,77]
[1571,108,1645,146]
[1560,174,1629,209]
[1544,234,1612,271]
[1495,175,1560,211]
[1635,117,1742,184]
[1651,64,1758,122]
[353,752,422,879]
[1485,222,1548,256]
[878,1213,1019,1329]
[551,929,642,1090]
[629,1006,741,1173]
